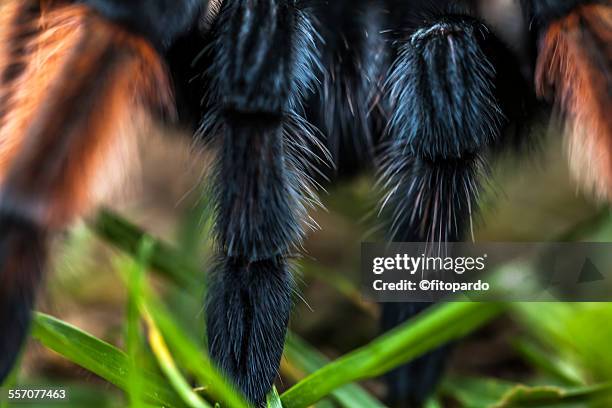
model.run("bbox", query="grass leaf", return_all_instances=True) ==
[94,209,199,287]
[31,313,185,408]
[140,290,250,408]
[267,387,283,408]
[492,382,612,407]
[142,308,212,408]
[283,335,385,408]
[281,302,504,408]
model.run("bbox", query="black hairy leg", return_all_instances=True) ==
[378,8,506,407]
[307,0,389,176]
[78,0,204,49]
[0,214,46,380]
[202,0,323,404]
[378,158,485,408]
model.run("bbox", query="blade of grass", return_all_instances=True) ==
[299,260,377,318]
[281,302,504,408]
[31,313,185,408]
[0,361,19,408]
[557,208,612,242]
[511,302,612,388]
[424,399,442,408]
[142,309,211,408]
[142,298,250,408]
[122,237,211,408]
[125,239,155,408]
[283,335,385,408]
[512,339,585,386]
[266,387,283,408]
[94,209,199,287]
[440,375,516,408]
[491,382,612,407]
[112,234,249,408]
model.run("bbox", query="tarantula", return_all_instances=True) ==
[0,0,610,406]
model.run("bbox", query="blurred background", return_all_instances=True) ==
[11,123,612,407]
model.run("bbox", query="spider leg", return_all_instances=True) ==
[80,0,203,49]
[307,0,389,175]
[202,0,322,404]
[378,11,511,407]
[522,0,612,199]
[0,0,197,382]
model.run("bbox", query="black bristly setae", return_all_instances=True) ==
[378,6,505,405]
[201,0,323,402]
[0,0,610,407]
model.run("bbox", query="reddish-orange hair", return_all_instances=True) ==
[0,0,174,228]
[535,4,612,200]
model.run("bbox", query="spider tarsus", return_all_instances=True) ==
[206,256,292,405]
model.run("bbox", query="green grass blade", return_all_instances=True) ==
[31,313,184,408]
[444,376,612,407]
[122,237,210,408]
[281,302,504,408]
[492,382,612,407]
[266,387,283,408]
[424,399,442,408]
[141,295,250,408]
[299,260,376,318]
[143,309,211,408]
[94,209,199,287]
[125,239,155,408]
[284,335,385,408]
[512,339,585,386]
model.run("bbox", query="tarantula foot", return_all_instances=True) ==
[206,256,292,405]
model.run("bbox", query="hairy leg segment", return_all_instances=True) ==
[0,0,200,382]
[202,0,322,404]
[523,0,612,199]
[377,1,519,405]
